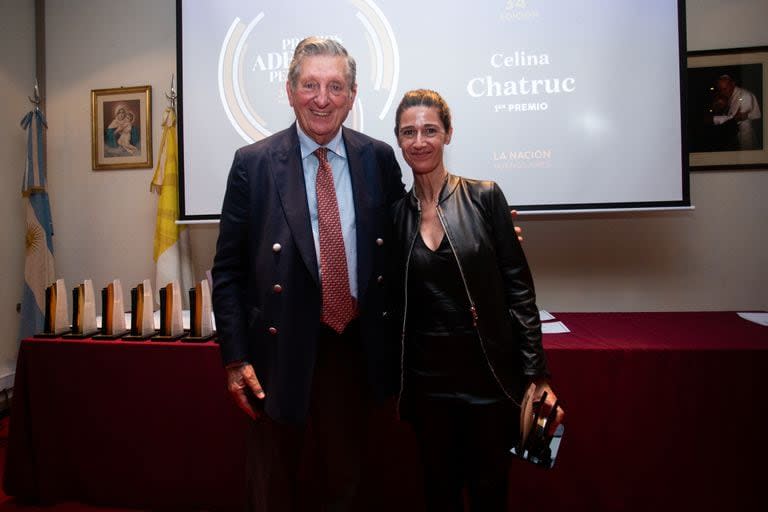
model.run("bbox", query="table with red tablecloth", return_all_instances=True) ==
[3,312,767,511]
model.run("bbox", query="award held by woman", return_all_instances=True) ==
[511,383,565,469]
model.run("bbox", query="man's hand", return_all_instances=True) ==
[510,209,524,242]
[226,362,264,420]
[532,378,565,435]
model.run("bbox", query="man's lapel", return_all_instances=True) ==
[344,128,375,305]
[271,125,320,286]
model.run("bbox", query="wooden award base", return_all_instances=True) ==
[62,329,101,339]
[33,331,67,339]
[123,330,159,341]
[91,330,130,340]
[151,330,188,342]
[182,331,216,343]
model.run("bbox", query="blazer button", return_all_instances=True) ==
[273,284,283,293]
[272,243,282,253]
[377,275,384,284]
[268,327,278,335]
[376,238,384,246]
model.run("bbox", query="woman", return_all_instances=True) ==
[105,106,127,149]
[390,89,563,511]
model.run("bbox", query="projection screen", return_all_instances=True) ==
[177,0,689,220]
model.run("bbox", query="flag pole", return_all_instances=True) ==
[28,80,41,108]
[19,79,56,340]
[152,74,194,308]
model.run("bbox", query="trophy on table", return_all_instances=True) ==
[124,279,157,340]
[34,278,69,337]
[63,279,99,338]
[184,278,215,341]
[93,279,129,339]
[152,280,186,341]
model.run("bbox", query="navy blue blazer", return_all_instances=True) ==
[212,124,405,423]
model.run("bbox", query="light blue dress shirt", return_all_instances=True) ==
[296,124,358,299]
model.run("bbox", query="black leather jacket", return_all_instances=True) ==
[390,174,550,407]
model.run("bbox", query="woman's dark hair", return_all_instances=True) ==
[394,89,452,138]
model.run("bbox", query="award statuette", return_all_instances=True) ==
[152,280,185,341]
[184,279,215,342]
[93,279,129,339]
[510,385,565,469]
[124,279,156,340]
[63,279,99,338]
[35,278,69,338]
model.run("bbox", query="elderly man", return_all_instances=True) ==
[212,37,405,511]
[713,74,762,150]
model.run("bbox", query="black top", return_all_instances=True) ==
[406,233,474,336]
[406,233,505,402]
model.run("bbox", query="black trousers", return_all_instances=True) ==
[408,397,519,512]
[245,321,370,512]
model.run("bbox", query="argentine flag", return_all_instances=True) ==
[19,107,55,340]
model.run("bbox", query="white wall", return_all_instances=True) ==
[0,0,36,386]
[42,0,177,310]
[686,0,768,51]
[522,0,768,313]
[1,0,766,378]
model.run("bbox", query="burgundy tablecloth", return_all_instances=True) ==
[3,312,767,511]
[3,340,248,510]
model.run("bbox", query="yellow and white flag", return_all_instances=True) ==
[151,107,193,306]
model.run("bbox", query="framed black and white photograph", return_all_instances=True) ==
[687,46,767,170]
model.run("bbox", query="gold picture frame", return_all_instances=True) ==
[687,46,767,170]
[91,85,153,170]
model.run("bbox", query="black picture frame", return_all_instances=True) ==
[687,46,768,170]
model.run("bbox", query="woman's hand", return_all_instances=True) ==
[531,378,565,435]
[510,209,523,242]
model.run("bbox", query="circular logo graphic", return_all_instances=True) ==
[218,0,399,143]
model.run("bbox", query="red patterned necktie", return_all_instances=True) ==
[315,147,357,333]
